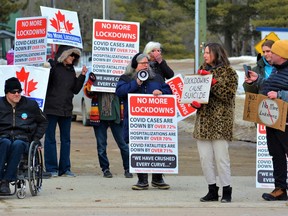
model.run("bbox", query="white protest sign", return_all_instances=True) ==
[14,17,48,66]
[128,94,178,174]
[0,66,50,110]
[180,74,212,104]
[91,19,140,92]
[40,6,82,48]
[255,124,288,188]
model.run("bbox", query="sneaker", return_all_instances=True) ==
[0,181,11,195]
[124,170,133,178]
[62,171,76,177]
[262,187,287,201]
[103,169,113,178]
[132,181,149,190]
[42,172,52,179]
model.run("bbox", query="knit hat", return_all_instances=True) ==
[271,40,288,59]
[131,52,142,69]
[4,77,22,94]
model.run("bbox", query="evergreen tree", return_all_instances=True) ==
[0,0,28,30]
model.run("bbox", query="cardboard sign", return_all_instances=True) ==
[180,74,212,104]
[243,93,287,131]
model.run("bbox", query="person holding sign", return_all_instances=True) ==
[116,52,172,190]
[82,73,133,179]
[244,40,288,201]
[143,41,174,80]
[44,45,88,178]
[192,43,238,203]
[243,40,274,92]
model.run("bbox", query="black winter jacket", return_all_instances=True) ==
[44,45,85,117]
[0,96,48,142]
[149,60,174,80]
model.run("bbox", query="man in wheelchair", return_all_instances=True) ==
[0,77,48,195]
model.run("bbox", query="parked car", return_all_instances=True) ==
[72,66,91,126]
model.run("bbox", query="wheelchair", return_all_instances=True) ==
[0,141,43,199]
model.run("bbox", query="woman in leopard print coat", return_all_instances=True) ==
[193,43,238,203]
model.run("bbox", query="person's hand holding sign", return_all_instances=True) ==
[190,69,216,109]
[198,69,217,86]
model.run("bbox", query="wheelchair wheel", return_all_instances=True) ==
[28,141,43,196]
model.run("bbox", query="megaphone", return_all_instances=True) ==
[137,70,149,81]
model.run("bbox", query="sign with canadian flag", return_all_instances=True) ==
[40,6,83,48]
[14,16,48,66]
[0,66,50,110]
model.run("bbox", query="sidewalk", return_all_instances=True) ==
[1,175,287,215]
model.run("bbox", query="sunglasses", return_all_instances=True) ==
[70,53,79,58]
[9,89,22,94]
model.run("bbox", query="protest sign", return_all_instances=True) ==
[91,19,140,92]
[14,17,48,66]
[128,94,178,174]
[255,124,288,188]
[166,74,196,121]
[0,66,50,110]
[180,74,212,104]
[243,93,287,131]
[40,6,82,48]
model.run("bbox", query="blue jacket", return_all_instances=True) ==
[248,61,288,100]
[116,74,172,143]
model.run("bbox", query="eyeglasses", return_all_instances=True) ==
[9,89,22,94]
[138,62,149,65]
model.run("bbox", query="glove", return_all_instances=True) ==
[191,101,201,109]
[87,72,96,85]
[198,69,217,86]
[211,78,217,86]
[198,69,210,75]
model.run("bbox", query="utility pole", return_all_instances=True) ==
[103,0,110,20]
[195,0,207,72]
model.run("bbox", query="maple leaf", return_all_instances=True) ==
[55,10,65,22]
[16,67,29,82]
[16,67,38,96]
[50,18,60,32]
[26,79,38,96]
[65,21,74,33]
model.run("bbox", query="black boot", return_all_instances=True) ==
[262,187,287,201]
[221,186,232,203]
[200,184,219,202]
[0,180,11,195]
[151,174,170,190]
[132,173,149,190]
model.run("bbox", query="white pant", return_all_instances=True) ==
[197,139,231,187]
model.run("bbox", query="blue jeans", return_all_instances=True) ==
[0,138,28,181]
[93,121,129,172]
[44,115,72,176]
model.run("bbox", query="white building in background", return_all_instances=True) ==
[256,27,288,40]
